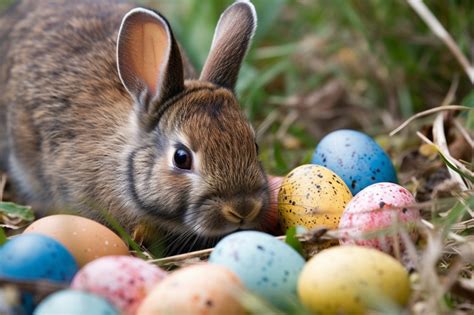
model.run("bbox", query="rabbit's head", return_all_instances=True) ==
[117,1,270,238]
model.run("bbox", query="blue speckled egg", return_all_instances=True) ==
[0,233,78,283]
[34,290,118,315]
[312,129,397,195]
[209,231,305,309]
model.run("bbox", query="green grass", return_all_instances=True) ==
[150,0,473,174]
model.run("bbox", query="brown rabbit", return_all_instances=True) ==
[0,0,271,254]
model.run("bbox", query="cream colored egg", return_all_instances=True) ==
[298,246,411,315]
[24,215,129,267]
[278,164,352,230]
[138,264,245,315]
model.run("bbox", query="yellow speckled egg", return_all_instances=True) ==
[298,246,411,315]
[278,164,352,230]
[24,215,129,267]
[137,264,245,315]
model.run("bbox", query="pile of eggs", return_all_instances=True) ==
[0,129,421,314]
[278,129,420,254]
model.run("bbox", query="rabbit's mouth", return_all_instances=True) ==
[182,193,268,237]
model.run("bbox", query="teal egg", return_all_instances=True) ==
[34,290,118,315]
[209,231,305,310]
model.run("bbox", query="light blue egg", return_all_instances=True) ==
[0,233,78,283]
[209,231,305,309]
[34,290,118,315]
[312,129,397,195]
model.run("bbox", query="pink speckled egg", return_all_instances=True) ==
[137,264,245,315]
[339,182,420,254]
[71,256,167,315]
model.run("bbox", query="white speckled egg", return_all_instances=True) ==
[137,264,245,315]
[339,182,420,254]
[71,256,167,315]
[208,231,305,309]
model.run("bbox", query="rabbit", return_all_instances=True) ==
[0,0,271,254]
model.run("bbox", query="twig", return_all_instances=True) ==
[149,236,290,266]
[0,173,6,201]
[149,231,341,267]
[256,110,279,141]
[389,105,471,136]
[453,119,474,148]
[407,0,474,84]
[432,113,469,190]
[276,110,299,140]
[440,75,459,107]
[421,219,467,243]
[149,248,213,266]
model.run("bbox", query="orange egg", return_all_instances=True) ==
[24,214,129,266]
[138,264,245,315]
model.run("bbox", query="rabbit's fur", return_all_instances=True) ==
[0,0,270,253]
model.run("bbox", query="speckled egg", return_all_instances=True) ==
[208,231,305,309]
[278,164,352,231]
[0,234,78,283]
[71,256,167,315]
[137,264,245,315]
[24,215,129,267]
[34,289,118,315]
[339,182,420,254]
[312,129,398,195]
[298,246,411,315]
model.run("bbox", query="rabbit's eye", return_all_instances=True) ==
[174,148,192,170]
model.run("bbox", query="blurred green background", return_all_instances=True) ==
[1,0,473,175]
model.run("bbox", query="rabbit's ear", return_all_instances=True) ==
[200,0,256,91]
[117,8,184,114]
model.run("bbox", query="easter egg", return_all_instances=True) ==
[0,234,77,283]
[339,182,420,253]
[298,246,411,315]
[24,214,129,267]
[137,264,245,315]
[208,231,305,309]
[71,256,167,315]
[34,289,118,315]
[278,164,352,231]
[312,129,397,195]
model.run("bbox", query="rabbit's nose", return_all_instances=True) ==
[222,199,262,224]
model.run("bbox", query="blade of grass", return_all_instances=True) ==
[433,113,471,189]
[390,105,471,136]
[285,226,304,256]
[441,200,470,233]
[416,132,474,184]
[99,209,149,259]
[0,226,6,245]
[0,202,34,222]
[273,141,288,173]
[407,0,474,83]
